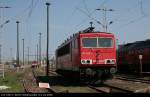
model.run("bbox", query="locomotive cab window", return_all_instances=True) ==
[98,38,113,47]
[82,38,97,47]
[82,37,113,48]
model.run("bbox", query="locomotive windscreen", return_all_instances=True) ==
[82,38,97,47]
[98,38,113,47]
[82,37,113,48]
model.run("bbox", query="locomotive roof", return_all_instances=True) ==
[57,32,114,49]
[80,27,113,34]
[80,31,113,35]
[57,27,114,50]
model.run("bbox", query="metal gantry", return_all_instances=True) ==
[96,7,114,32]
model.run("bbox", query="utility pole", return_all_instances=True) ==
[37,44,38,64]
[16,21,20,67]
[96,7,114,32]
[39,33,42,66]
[0,20,10,64]
[34,47,36,61]
[22,39,24,66]
[10,48,12,63]
[27,47,29,65]
[46,2,50,76]
[0,6,10,64]
[0,6,11,76]
[0,45,1,64]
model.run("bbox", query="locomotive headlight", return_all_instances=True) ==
[81,59,92,64]
[111,60,115,64]
[105,59,110,64]
[81,60,86,64]
[87,60,91,64]
[105,59,115,64]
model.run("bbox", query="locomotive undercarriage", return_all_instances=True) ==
[56,66,116,84]
[79,68,114,84]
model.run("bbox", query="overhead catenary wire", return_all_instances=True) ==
[27,0,34,19]
[138,0,146,16]
[9,1,31,21]
[68,0,110,33]
[7,0,39,23]
[99,0,110,8]
[96,0,146,32]
[112,0,149,30]
[27,0,39,21]
[63,0,84,33]
[70,16,96,33]
[82,0,90,16]
[76,7,103,27]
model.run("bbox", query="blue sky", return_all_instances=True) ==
[0,0,150,61]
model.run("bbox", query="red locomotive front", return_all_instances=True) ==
[80,33,116,68]
[56,27,117,82]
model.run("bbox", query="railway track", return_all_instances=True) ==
[27,66,150,93]
[88,85,111,93]
[22,68,48,93]
[104,75,150,93]
[31,67,62,94]
[24,67,150,93]
[87,84,134,93]
[30,67,132,93]
[102,84,133,93]
[115,74,150,84]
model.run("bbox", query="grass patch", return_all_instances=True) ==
[0,70,24,92]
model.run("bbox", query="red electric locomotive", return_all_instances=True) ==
[56,27,117,82]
